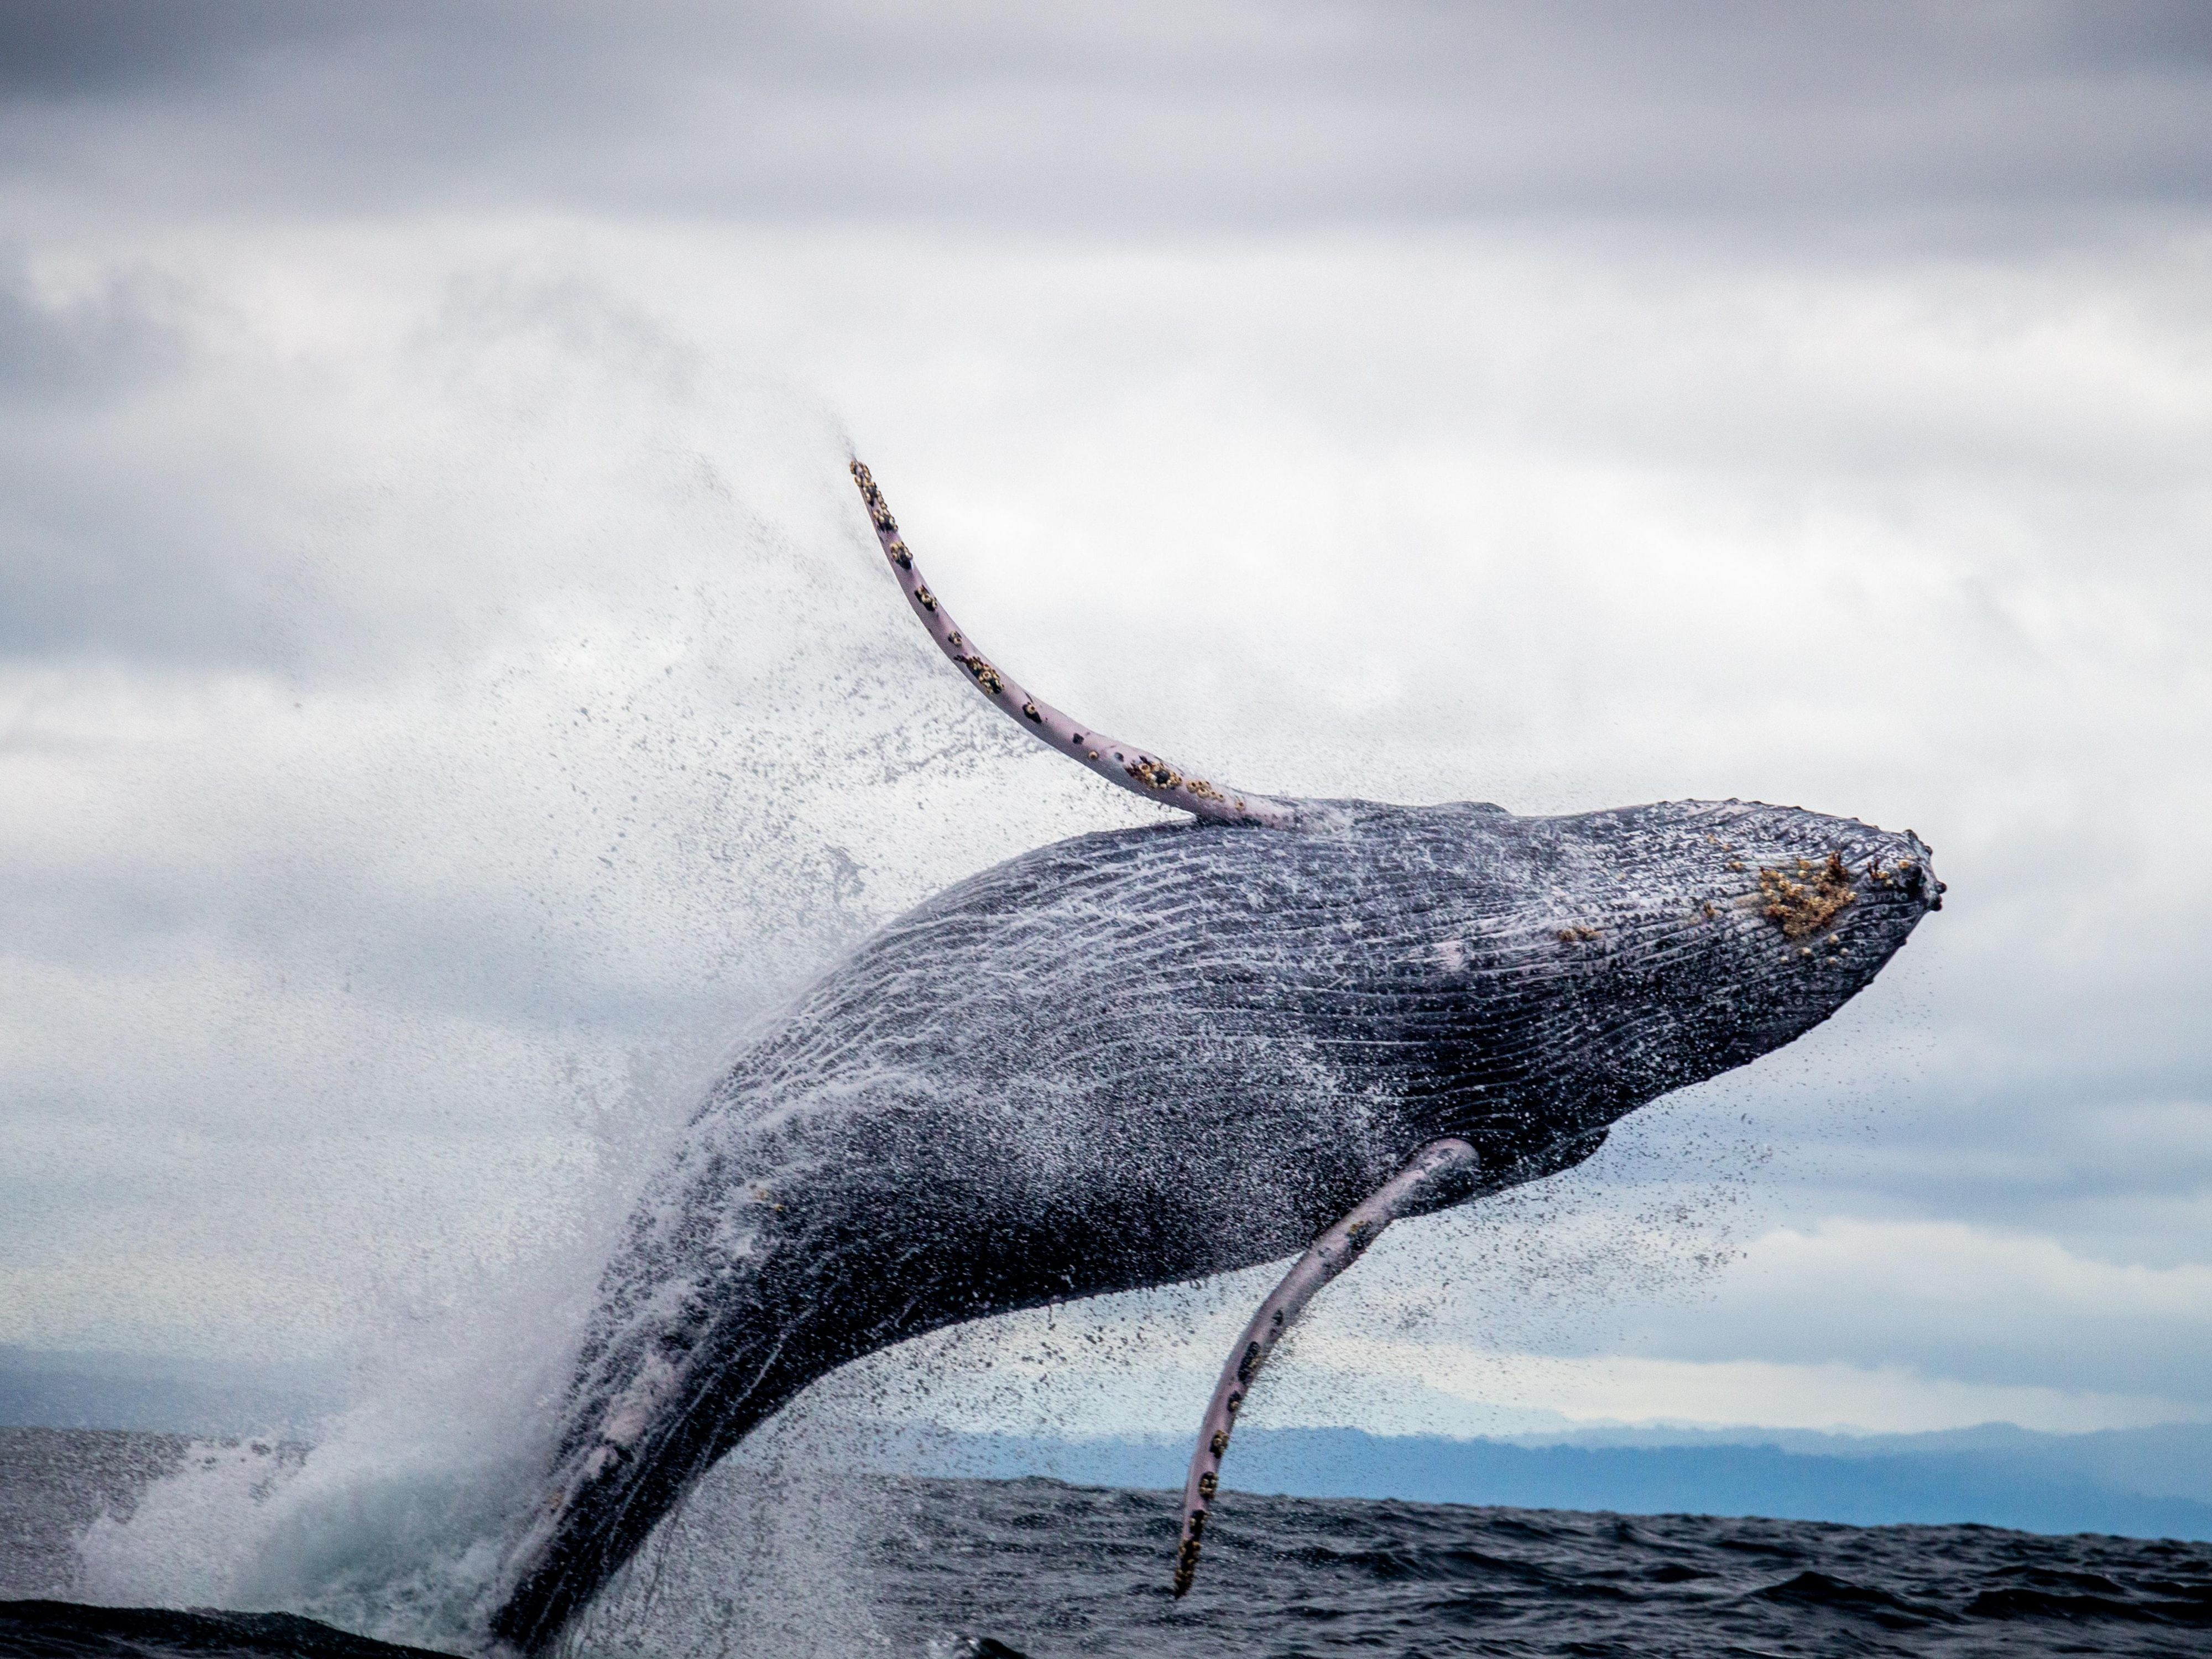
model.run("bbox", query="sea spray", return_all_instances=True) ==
[36,333,1104,1651]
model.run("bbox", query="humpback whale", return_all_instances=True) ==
[487,461,1943,1647]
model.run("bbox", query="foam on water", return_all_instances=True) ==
[74,1295,561,1647]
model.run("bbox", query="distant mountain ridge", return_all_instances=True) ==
[7,1346,2209,1541]
[1499,1420,2212,1505]
[853,1423,2212,1542]
[0,1346,333,1437]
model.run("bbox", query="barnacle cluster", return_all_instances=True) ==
[1760,852,1857,940]
[852,467,910,566]
[849,461,898,533]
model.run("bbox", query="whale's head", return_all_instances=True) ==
[1378,797,1944,1150]
[1651,797,1942,1026]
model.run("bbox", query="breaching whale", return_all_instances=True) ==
[487,461,1943,1647]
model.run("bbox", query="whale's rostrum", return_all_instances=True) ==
[485,462,1943,1647]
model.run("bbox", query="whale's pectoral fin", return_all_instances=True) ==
[1171,1137,1481,1599]
[847,458,1297,829]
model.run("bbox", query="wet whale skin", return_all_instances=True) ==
[491,796,1940,1647]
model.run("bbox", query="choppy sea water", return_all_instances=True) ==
[6,1428,2210,1658]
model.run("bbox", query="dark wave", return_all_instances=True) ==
[1752,1569,1957,1627]
[855,1477,2212,1657]
[11,1472,2212,1657]
[0,1602,453,1659]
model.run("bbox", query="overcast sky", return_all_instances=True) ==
[4,1,2210,1469]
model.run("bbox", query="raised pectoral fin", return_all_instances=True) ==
[847,459,1298,830]
[1172,1138,1481,1598]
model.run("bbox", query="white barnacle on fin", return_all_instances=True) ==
[847,457,1300,830]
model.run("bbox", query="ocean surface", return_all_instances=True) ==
[6,1427,2211,1658]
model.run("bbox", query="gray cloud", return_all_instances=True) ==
[0,254,181,397]
[0,1,357,99]
[2,2,2209,236]
[0,3,2206,1450]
